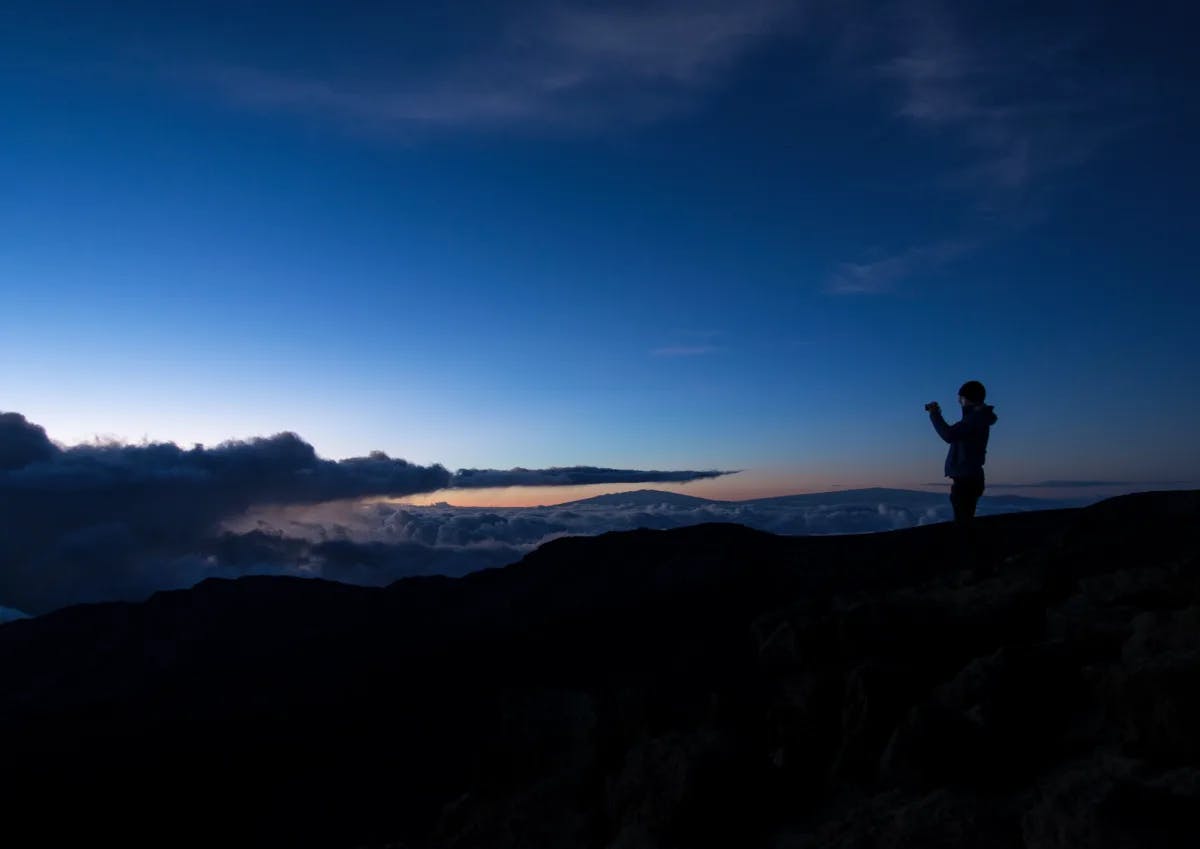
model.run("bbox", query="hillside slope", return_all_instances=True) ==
[1,491,1197,848]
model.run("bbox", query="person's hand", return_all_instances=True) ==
[925,401,940,413]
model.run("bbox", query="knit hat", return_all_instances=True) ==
[958,380,986,403]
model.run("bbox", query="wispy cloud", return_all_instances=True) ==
[823,2,1135,294]
[208,1,800,132]
[826,240,969,295]
[871,3,1127,193]
[452,466,731,487]
[651,344,720,357]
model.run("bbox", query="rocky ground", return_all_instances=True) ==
[1,490,1197,848]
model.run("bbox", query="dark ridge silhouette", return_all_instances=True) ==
[1,491,1198,848]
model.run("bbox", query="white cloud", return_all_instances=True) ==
[228,486,1082,569]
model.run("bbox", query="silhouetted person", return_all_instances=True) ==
[926,381,998,529]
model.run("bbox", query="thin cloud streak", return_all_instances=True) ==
[825,1,1135,295]
[871,2,1130,193]
[826,240,971,295]
[452,466,732,488]
[208,0,801,132]
[651,345,720,357]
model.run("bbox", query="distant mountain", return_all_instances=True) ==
[558,486,1082,512]
[556,487,722,508]
[740,486,1082,510]
[548,486,1085,537]
[2,490,1197,848]
[0,605,28,624]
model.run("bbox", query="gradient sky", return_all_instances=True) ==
[2,1,1198,504]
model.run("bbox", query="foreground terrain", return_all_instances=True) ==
[2,490,1198,847]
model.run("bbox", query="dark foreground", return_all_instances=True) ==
[2,491,1198,848]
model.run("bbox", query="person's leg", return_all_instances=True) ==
[949,478,970,527]
[958,476,994,571]
[964,476,985,522]
[949,478,979,571]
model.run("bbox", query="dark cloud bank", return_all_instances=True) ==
[0,412,726,615]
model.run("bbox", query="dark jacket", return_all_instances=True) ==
[931,403,997,479]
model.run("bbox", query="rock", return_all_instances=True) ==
[830,660,922,784]
[1109,608,1200,763]
[1023,760,1200,849]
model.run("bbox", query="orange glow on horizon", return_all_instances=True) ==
[383,469,916,508]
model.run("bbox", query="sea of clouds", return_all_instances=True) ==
[2,409,1089,619]
[220,486,1082,591]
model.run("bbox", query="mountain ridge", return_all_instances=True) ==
[550,485,1078,510]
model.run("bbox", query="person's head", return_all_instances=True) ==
[957,380,986,406]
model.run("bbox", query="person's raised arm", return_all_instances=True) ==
[928,404,974,443]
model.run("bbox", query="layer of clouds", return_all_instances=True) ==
[0,411,725,615]
[452,466,729,488]
[194,1,1134,300]
[238,486,1078,548]
[200,0,1131,181]
[199,485,1084,603]
[1,407,1084,618]
[210,0,800,132]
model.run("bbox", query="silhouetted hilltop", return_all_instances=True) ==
[556,487,719,507]
[1,491,1198,848]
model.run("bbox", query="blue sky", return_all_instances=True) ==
[2,0,1198,502]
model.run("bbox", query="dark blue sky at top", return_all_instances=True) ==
[1,0,1197,495]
